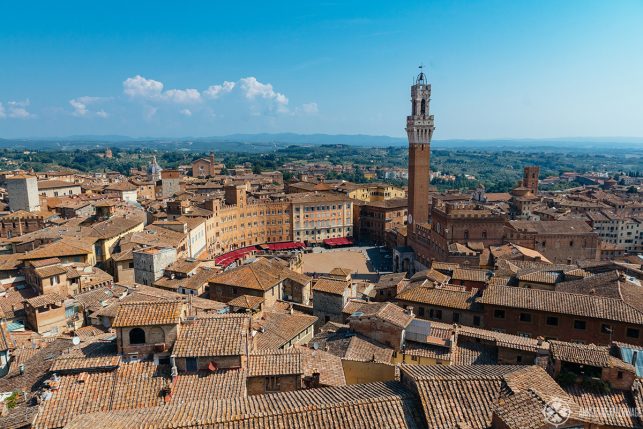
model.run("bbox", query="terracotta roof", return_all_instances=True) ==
[350,302,414,328]
[112,300,183,327]
[227,294,264,309]
[298,346,346,387]
[564,384,642,428]
[401,365,575,429]
[173,314,250,358]
[507,219,594,234]
[413,268,449,284]
[65,381,424,429]
[33,361,166,429]
[248,348,303,376]
[329,267,352,276]
[447,323,545,354]
[451,341,498,365]
[549,340,610,367]
[312,277,349,295]
[34,264,67,278]
[0,338,71,429]
[452,268,490,283]
[430,261,461,272]
[310,325,393,363]
[105,181,137,192]
[24,292,65,308]
[38,179,81,190]
[208,258,284,291]
[170,369,247,402]
[480,285,643,324]
[344,335,393,363]
[282,270,312,286]
[396,285,479,310]
[253,311,317,350]
[51,342,121,373]
[20,239,94,260]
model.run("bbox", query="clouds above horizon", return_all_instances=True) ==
[118,75,310,118]
[0,100,33,119]
[0,75,318,128]
[69,96,109,118]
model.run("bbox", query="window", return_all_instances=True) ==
[473,316,481,326]
[516,355,523,364]
[265,376,281,392]
[546,316,558,326]
[129,327,146,344]
[418,307,425,317]
[617,371,624,379]
[519,313,532,323]
[434,310,442,320]
[453,312,460,323]
[627,328,640,339]
[494,309,505,319]
[186,357,198,372]
[573,320,586,330]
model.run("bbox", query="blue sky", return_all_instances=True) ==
[1,0,642,139]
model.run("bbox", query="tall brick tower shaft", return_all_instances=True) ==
[406,68,435,233]
[523,166,540,194]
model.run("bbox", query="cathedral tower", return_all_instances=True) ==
[406,67,435,233]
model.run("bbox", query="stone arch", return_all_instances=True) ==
[129,327,146,345]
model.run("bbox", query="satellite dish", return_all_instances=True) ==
[313,342,319,350]
[72,336,81,346]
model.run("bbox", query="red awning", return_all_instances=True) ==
[215,246,258,267]
[322,237,354,247]
[266,241,306,251]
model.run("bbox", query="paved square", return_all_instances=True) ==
[302,250,374,276]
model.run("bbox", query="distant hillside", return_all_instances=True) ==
[0,134,642,153]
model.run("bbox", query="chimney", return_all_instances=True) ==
[404,306,414,316]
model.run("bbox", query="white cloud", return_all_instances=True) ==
[123,75,200,104]
[165,88,201,104]
[123,75,164,99]
[6,100,32,119]
[203,81,236,99]
[299,102,319,115]
[239,77,289,112]
[120,75,308,118]
[69,96,109,117]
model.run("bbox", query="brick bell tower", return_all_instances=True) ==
[406,66,435,234]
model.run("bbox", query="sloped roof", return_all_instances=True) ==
[480,285,643,324]
[173,314,250,358]
[112,301,183,327]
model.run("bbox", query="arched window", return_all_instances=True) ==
[482,230,487,240]
[420,99,426,115]
[129,327,146,345]
[464,230,469,240]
